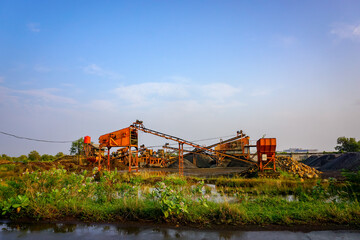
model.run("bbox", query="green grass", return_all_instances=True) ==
[0,168,359,227]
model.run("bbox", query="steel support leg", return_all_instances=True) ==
[129,147,132,173]
[179,143,184,176]
[107,148,111,171]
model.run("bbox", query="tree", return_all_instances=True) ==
[18,155,28,162]
[335,137,360,152]
[28,150,41,161]
[55,152,64,159]
[70,137,84,155]
[41,154,55,162]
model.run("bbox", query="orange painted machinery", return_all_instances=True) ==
[256,138,277,171]
[214,135,251,164]
[84,127,139,172]
[139,147,167,167]
[84,120,278,174]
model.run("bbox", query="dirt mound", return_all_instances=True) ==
[184,153,215,168]
[320,153,360,171]
[0,159,12,165]
[276,156,321,178]
[303,154,338,168]
[168,158,198,169]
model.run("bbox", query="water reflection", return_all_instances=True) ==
[1,221,360,240]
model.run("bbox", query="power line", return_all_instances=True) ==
[0,131,73,143]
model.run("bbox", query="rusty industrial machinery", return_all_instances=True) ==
[138,145,167,167]
[97,127,139,172]
[214,130,251,165]
[84,120,277,174]
[84,136,104,164]
[257,138,277,171]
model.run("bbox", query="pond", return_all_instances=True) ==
[1,221,359,240]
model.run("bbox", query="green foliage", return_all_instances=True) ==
[342,170,360,201]
[163,175,186,186]
[335,136,360,152]
[70,138,84,155]
[55,152,65,159]
[149,182,189,218]
[2,195,29,215]
[28,150,41,161]
[17,155,28,162]
[41,154,55,162]
[0,169,360,226]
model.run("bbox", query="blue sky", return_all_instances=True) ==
[0,0,360,156]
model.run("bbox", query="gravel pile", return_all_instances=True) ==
[303,154,338,168]
[320,153,360,171]
[303,153,360,171]
[168,158,198,169]
[276,156,321,178]
[184,153,215,168]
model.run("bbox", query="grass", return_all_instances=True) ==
[0,168,359,227]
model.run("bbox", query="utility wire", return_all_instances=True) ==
[0,130,235,146]
[0,131,73,143]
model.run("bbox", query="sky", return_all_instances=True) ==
[0,0,360,156]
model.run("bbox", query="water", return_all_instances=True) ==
[1,221,359,240]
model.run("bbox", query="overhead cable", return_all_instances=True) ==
[0,131,73,143]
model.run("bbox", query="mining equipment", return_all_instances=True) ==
[83,120,277,174]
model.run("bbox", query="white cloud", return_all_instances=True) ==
[330,23,360,41]
[14,88,76,104]
[0,86,18,104]
[27,23,40,32]
[83,64,122,80]
[87,99,117,112]
[201,83,241,100]
[113,80,243,108]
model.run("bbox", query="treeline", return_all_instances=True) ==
[0,151,65,162]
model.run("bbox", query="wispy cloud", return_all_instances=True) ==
[27,23,40,32]
[112,80,242,108]
[83,64,122,80]
[14,88,76,104]
[330,23,360,41]
[87,99,117,112]
[0,86,19,105]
